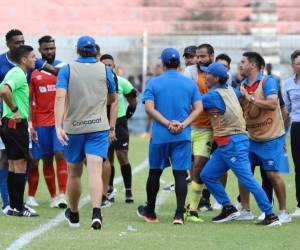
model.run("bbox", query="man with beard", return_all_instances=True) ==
[27,36,68,208]
[238,52,291,223]
[184,44,214,221]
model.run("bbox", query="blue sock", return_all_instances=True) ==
[0,168,9,208]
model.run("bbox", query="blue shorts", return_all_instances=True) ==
[35,126,64,157]
[149,141,192,170]
[31,141,42,160]
[249,136,285,172]
[64,131,109,164]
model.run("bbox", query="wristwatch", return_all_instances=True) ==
[12,106,18,113]
[109,126,115,131]
[249,95,255,104]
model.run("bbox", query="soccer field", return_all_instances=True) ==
[0,136,299,250]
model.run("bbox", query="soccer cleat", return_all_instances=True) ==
[185,210,204,223]
[235,201,243,211]
[235,209,254,221]
[278,211,292,223]
[173,212,184,225]
[291,207,300,217]
[212,205,240,223]
[137,205,158,222]
[125,189,134,203]
[163,184,175,192]
[256,214,281,226]
[50,197,59,208]
[198,197,213,213]
[257,212,265,221]
[212,201,222,210]
[91,210,102,230]
[14,206,39,217]
[65,208,80,228]
[57,194,68,209]
[101,197,112,208]
[2,205,12,215]
[107,187,117,202]
[26,196,39,207]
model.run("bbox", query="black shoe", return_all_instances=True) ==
[65,208,80,228]
[6,208,15,216]
[173,211,184,225]
[91,209,102,230]
[13,206,39,217]
[198,197,213,212]
[101,196,112,208]
[256,214,281,226]
[163,184,175,192]
[212,205,240,223]
[125,189,134,203]
[137,205,158,222]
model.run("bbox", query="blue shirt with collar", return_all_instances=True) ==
[283,74,300,122]
[0,52,46,83]
[56,57,115,93]
[143,69,202,144]
[202,83,247,142]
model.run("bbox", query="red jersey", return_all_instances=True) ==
[30,69,57,127]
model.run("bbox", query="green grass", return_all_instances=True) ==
[1,136,300,250]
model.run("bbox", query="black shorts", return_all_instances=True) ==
[0,118,29,160]
[112,117,129,151]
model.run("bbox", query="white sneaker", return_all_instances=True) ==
[26,196,39,207]
[292,207,300,217]
[235,209,255,221]
[212,202,222,210]
[235,201,242,211]
[278,211,292,223]
[2,205,11,215]
[257,212,265,221]
[24,205,38,216]
[50,197,59,208]
[107,188,117,201]
[57,194,68,209]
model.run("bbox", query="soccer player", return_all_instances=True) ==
[283,50,300,217]
[199,62,280,226]
[238,52,291,223]
[55,36,116,230]
[137,48,202,225]
[27,35,68,208]
[0,45,38,217]
[183,46,197,67]
[184,44,214,220]
[100,54,137,203]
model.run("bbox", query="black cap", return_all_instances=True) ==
[183,45,197,57]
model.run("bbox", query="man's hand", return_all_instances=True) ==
[168,120,183,134]
[12,111,22,123]
[30,126,38,142]
[56,126,69,146]
[240,85,251,102]
[109,130,117,144]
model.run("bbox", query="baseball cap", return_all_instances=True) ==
[77,36,96,52]
[200,63,228,79]
[183,45,197,57]
[160,48,180,63]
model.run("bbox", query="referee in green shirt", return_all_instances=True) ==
[0,45,38,217]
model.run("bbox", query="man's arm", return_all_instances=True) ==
[55,88,68,145]
[181,101,203,128]
[0,85,21,122]
[125,94,137,119]
[144,100,170,127]
[108,95,118,143]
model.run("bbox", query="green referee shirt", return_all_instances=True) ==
[0,66,29,119]
[117,76,134,118]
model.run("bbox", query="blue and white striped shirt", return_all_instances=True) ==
[283,74,300,122]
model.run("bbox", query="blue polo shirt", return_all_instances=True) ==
[143,69,201,144]
[0,52,46,83]
[56,57,115,93]
[202,84,247,143]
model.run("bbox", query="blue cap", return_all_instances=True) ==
[160,48,180,63]
[200,63,228,79]
[77,36,96,52]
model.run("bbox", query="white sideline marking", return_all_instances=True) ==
[6,159,148,250]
